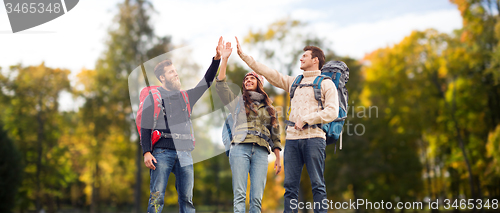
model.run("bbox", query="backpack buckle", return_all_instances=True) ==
[171,133,180,139]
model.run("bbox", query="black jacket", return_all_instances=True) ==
[140,58,220,154]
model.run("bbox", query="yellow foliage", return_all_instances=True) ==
[262,158,285,211]
[486,125,500,175]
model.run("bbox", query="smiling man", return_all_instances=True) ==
[140,37,224,213]
[236,37,339,213]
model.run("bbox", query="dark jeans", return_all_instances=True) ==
[283,138,327,213]
[147,148,195,213]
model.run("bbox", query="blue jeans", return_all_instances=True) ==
[283,138,327,213]
[229,143,269,213]
[147,148,195,213]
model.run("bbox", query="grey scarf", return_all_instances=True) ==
[248,91,265,103]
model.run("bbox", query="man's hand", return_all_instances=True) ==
[215,36,223,60]
[221,41,232,60]
[144,152,157,170]
[294,117,305,130]
[235,36,244,57]
[274,149,282,175]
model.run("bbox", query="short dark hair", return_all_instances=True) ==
[154,59,173,83]
[303,46,325,69]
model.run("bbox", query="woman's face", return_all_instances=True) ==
[244,75,258,91]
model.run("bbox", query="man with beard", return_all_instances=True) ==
[141,37,225,213]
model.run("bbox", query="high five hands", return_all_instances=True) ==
[216,37,233,80]
[215,36,224,60]
[216,36,246,61]
[221,40,232,60]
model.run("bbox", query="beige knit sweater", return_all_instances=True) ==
[240,52,339,140]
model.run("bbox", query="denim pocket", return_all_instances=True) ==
[310,138,326,150]
[153,148,167,156]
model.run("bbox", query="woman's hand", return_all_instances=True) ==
[235,36,244,57]
[217,39,231,80]
[221,41,232,60]
[274,149,282,175]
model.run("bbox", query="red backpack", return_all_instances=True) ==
[136,86,193,149]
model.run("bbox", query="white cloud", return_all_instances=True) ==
[0,0,463,112]
[0,0,462,78]
[0,0,116,82]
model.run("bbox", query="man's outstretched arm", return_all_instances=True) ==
[236,36,294,92]
[186,37,223,106]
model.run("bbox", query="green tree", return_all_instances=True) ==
[450,0,500,201]
[0,122,23,213]
[0,63,74,213]
[72,0,172,212]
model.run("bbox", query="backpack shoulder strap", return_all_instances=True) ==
[234,98,242,117]
[150,88,163,130]
[312,75,330,109]
[289,75,304,99]
[180,90,196,145]
[180,90,191,117]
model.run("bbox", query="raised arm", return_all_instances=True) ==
[235,36,295,92]
[217,41,232,81]
[215,41,240,113]
[186,37,223,106]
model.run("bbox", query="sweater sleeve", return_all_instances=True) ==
[270,114,282,151]
[239,52,295,92]
[140,95,154,155]
[302,80,339,125]
[214,77,239,114]
[186,57,221,107]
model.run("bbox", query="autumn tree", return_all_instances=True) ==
[72,0,172,212]
[0,63,73,213]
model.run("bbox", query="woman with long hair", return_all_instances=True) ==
[215,40,282,213]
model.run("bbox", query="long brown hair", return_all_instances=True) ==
[241,78,278,128]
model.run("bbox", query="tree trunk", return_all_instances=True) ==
[36,103,44,213]
[421,139,439,213]
[353,183,360,213]
[455,126,475,198]
[432,74,476,204]
[135,142,142,213]
[476,176,484,213]
[90,161,99,213]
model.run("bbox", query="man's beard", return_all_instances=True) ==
[164,77,181,91]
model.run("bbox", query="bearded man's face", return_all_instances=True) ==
[161,65,181,91]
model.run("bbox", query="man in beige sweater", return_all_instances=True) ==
[235,37,338,213]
